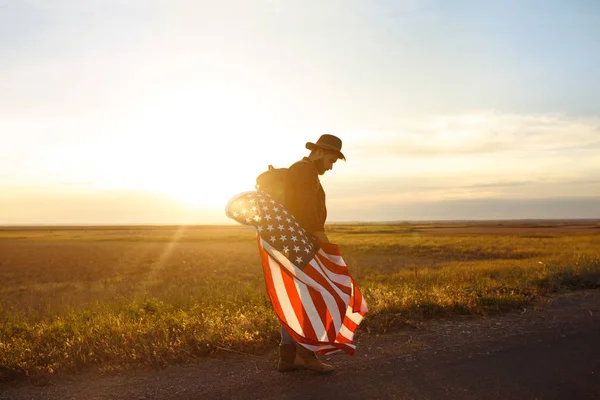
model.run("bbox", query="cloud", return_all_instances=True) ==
[347,112,600,159]
[328,196,600,222]
[326,174,600,205]
[3,108,599,223]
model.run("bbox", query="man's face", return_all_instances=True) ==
[315,150,339,175]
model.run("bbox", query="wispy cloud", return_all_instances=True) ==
[328,196,600,222]
[347,112,600,159]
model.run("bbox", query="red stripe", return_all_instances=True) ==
[318,242,342,256]
[335,329,353,344]
[332,280,352,297]
[303,263,347,320]
[343,317,359,332]
[280,265,318,341]
[316,250,349,275]
[258,240,287,326]
[352,282,367,313]
[307,285,336,342]
[314,254,353,297]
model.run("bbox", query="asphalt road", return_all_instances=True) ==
[2,290,599,400]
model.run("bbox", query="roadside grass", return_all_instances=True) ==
[1,225,599,379]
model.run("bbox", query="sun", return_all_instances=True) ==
[155,160,262,209]
[72,82,303,210]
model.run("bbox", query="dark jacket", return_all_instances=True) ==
[284,157,327,235]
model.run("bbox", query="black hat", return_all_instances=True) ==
[306,134,346,161]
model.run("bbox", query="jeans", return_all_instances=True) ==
[280,326,295,345]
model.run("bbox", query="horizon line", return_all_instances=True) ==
[1,218,600,229]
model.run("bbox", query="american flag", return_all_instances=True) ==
[226,190,368,355]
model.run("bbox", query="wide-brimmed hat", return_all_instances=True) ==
[306,134,346,161]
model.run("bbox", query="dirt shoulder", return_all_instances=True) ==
[2,290,600,400]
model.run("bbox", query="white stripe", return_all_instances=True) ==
[338,323,354,342]
[268,256,304,337]
[309,257,351,305]
[316,251,352,287]
[318,249,347,267]
[261,239,344,333]
[313,256,352,290]
[346,305,365,325]
[316,256,351,287]
[295,280,330,342]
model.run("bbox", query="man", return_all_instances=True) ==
[277,134,346,374]
[226,133,366,374]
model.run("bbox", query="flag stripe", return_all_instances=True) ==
[296,281,329,342]
[316,248,349,274]
[263,239,347,329]
[315,253,351,285]
[307,285,336,342]
[305,260,350,310]
[343,313,360,332]
[280,266,318,341]
[313,256,353,297]
[268,256,304,336]
[337,324,355,343]
[258,238,287,325]
[258,233,366,355]
[302,263,346,332]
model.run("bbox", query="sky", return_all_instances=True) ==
[1,0,599,224]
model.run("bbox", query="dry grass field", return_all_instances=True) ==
[1,223,599,380]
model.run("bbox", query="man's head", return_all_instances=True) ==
[306,134,345,175]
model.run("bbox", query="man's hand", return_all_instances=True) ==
[313,231,331,244]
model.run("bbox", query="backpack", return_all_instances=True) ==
[255,165,288,205]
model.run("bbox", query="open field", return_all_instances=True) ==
[1,223,599,380]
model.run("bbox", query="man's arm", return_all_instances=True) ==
[313,230,330,244]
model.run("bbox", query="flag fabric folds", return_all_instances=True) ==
[225,190,368,355]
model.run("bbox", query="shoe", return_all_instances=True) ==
[277,344,297,372]
[294,344,334,374]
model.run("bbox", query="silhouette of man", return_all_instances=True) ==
[277,134,346,373]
